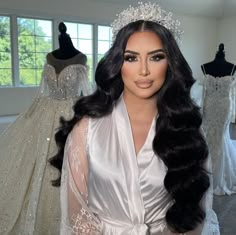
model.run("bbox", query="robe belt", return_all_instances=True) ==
[100,216,149,234]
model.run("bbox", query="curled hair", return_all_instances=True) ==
[50,20,209,233]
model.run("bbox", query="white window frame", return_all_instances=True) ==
[0,11,112,88]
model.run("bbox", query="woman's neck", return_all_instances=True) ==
[123,93,158,121]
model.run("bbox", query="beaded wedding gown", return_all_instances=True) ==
[0,63,92,235]
[201,73,236,195]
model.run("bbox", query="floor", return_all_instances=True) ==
[214,194,236,234]
[213,124,236,235]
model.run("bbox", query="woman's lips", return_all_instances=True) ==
[135,80,153,88]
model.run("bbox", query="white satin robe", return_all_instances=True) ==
[60,95,219,235]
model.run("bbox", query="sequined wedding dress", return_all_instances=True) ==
[0,63,92,235]
[201,70,236,195]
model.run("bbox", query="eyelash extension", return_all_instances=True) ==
[123,53,166,62]
[123,55,137,62]
[151,54,166,61]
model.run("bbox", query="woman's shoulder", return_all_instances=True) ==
[72,117,89,133]
[70,113,112,141]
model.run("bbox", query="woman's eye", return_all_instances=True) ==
[124,55,137,62]
[150,54,166,61]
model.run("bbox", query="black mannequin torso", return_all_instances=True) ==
[51,22,81,60]
[201,43,236,77]
[46,22,87,73]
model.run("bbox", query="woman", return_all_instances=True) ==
[51,3,219,234]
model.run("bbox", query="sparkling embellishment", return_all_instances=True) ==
[111,2,183,41]
[0,63,93,235]
[43,64,93,100]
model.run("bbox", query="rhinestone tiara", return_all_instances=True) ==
[111,2,183,41]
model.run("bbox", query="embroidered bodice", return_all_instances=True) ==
[202,75,236,124]
[41,64,91,100]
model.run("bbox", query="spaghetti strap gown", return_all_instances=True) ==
[201,66,236,195]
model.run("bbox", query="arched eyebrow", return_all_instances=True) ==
[124,49,165,55]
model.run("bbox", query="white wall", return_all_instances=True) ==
[0,0,222,117]
[0,0,126,24]
[0,87,38,116]
[178,15,217,79]
[217,17,236,63]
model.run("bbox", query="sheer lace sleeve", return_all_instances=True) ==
[60,118,102,235]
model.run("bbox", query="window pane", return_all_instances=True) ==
[0,52,11,68]
[35,36,52,53]
[97,25,112,63]
[19,69,38,86]
[36,20,52,37]
[98,41,110,54]
[64,22,78,38]
[98,25,111,40]
[0,69,12,86]
[35,69,43,84]
[97,54,104,63]
[18,35,36,53]
[0,16,12,86]
[18,17,52,86]
[64,22,94,81]
[19,52,36,68]
[78,24,92,39]
[18,18,34,36]
[35,53,47,68]
[86,54,93,82]
[0,35,11,52]
[0,16,10,35]
[78,39,92,54]
[65,22,93,39]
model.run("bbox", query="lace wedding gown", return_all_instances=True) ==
[201,73,236,195]
[60,94,220,235]
[0,63,92,235]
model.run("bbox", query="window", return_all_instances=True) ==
[17,18,52,86]
[0,16,12,86]
[65,22,93,81]
[0,13,112,87]
[98,25,112,63]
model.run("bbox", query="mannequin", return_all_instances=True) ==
[0,22,92,235]
[46,22,87,74]
[201,43,236,77]
[200,43,236,195]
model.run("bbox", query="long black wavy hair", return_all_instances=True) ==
[50,20,210,233]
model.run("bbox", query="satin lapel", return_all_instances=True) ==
[114,95,146,224]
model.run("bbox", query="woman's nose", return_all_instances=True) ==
[139,61,150,76]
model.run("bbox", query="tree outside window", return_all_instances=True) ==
[0,15,112,87]
[17,18,52,86]
[0,16,12,86]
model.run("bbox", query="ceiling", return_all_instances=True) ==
[92,0,236,18]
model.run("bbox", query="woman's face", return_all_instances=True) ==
[121,30,168,100]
